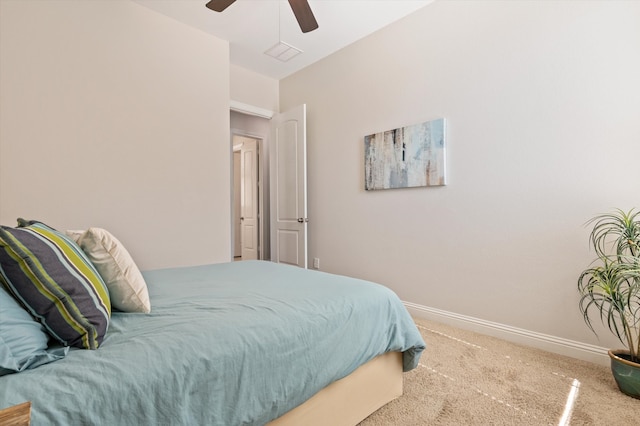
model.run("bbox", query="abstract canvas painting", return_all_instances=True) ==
[364,118,446,190]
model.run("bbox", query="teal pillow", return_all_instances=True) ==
[0,219,111,349]
[0,285,69,376]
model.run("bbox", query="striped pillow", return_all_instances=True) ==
[0,219,111,349]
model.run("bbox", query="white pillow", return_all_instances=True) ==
[66,228,151,313]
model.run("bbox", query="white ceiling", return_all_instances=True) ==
[132,0,434,80]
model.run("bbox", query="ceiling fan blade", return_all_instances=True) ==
[205,0,236,12]
[288,0,319,33]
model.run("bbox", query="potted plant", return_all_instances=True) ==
[578,208,640,399]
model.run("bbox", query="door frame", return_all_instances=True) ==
[229,101,275,261]
[230,129,268,260]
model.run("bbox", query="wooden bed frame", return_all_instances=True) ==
[0,401,31,426]
[269,351,403,426]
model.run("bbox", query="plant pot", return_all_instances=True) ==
[608,349,640,399]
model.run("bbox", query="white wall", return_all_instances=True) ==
[280,0,640,350]
[0,0,231,270]
[231,64,279,113]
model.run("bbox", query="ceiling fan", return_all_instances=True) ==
[205,0,319,33]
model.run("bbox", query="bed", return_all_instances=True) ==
[0,252,425,425]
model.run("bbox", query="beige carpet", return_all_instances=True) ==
[359,318,638,425]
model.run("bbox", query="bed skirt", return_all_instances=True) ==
[268,351,403,426]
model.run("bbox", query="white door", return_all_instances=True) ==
[241,139,259,260]
[233,151,242,257]
[270,104,307,268]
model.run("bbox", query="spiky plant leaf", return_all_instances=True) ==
[579,209,640,363]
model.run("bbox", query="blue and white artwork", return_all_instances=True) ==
[364,118,446,191]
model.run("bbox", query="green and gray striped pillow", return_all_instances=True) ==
[0,219,111,349]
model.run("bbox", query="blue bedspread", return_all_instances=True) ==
[0,261,425,425]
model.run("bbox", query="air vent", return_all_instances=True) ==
[264,41,302,62]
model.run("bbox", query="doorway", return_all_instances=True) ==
[232,135,260,261]
[230,104,307,266]
[229,109,271,260]
[229,105,308,267]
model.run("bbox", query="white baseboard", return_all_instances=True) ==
[404,302,610,367]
